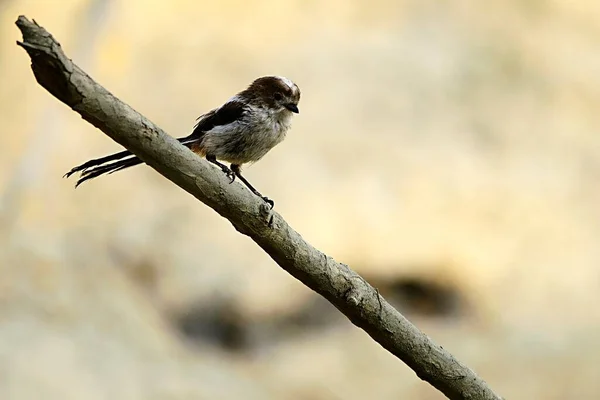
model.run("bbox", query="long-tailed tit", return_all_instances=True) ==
[65,76,301,208]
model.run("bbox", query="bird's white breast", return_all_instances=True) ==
[200,106,293,165]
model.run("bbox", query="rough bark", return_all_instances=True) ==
[15,15,502,400]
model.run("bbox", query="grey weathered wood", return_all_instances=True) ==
[15,15,502,400]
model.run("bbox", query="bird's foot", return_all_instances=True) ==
[261,196,274,209]
[221,166,235,183]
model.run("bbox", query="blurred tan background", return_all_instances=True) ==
[2,0,600,398]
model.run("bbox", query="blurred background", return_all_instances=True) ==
[1,0,600,398]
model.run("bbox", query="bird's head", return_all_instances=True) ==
[242,76,301,115]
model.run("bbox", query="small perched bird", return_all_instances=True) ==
[64,76,301,208]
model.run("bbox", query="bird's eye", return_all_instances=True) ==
[273,92,283,101]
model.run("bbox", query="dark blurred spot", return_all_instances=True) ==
[375,276,464,318]
[174,295,344,353]
[176,300,248,352]
[173,275,465,353]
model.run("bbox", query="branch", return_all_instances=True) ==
[15,15,502,400]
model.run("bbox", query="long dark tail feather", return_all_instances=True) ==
[63,148,133,178]
[74,157,144,187]
[67,136,199,187]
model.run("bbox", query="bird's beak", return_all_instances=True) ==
[285,103,299,113]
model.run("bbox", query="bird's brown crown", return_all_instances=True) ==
[240,76,300,110]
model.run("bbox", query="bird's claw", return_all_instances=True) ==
[262,196,274,209]
[221,167,235,183]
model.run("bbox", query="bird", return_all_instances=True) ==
[64,76,301,208]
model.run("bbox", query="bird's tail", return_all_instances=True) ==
[65,136,199,187]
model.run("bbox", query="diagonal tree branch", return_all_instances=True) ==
[15,15,502,400]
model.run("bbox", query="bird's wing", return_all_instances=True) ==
[189,100,247,139]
